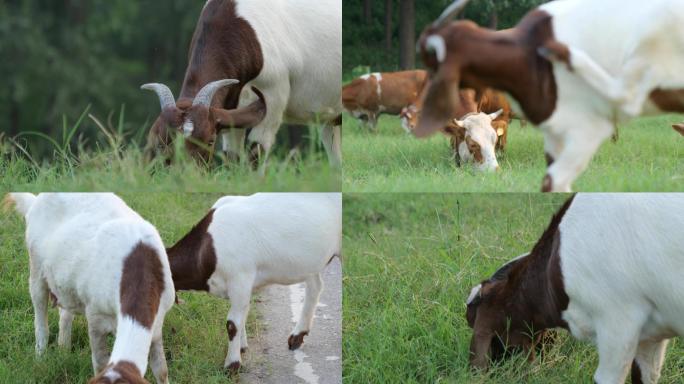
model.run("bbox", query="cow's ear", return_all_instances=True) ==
[413,55,462,138]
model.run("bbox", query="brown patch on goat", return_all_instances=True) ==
[146,0,265,162]
[166,209,217,292]
[88,361,148,384]
[415,10,563,137]
[544,153,555,166]
[288,331,309,350]
[226,320,237,341]
[649,89,684,113]
[673,123,684,136]
[120,243,165,329]
[467,195,575,368]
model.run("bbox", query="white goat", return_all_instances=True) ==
[7,193,175,384]
[165,193,342,372]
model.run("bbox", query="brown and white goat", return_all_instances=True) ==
[416,0,684,191]
[467,193,684,384]
[142,0,342,166]
[7,193,175,384]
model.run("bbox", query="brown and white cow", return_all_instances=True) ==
[401,88,510,171]
[342,70,428,130]
[416,0,684,191]
[466,193,684,384]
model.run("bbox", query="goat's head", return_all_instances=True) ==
[88,361,149,384]
[142,80,267,164]
[466,253,544,369]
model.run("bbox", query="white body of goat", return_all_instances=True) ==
[167,193,342,371]
[9,193,175,384]
[560,194,684,383]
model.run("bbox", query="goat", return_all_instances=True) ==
[142,0,342,167]
[466,193,684,384]
[6,193,175,384]
[416,0,684,191]
[165,193,342,373]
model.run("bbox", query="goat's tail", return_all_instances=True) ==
[3,193,37,218]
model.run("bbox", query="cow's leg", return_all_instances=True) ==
[631,339,669,384]
[288,273,323,350]
[321,123,342,167]
[367,113,378,130]
[542,116,612,192]
[223,275,254,373]
[29,275,49,355]
[58,308,74,348]
[592,312,645,384]
[149,326,170,384]
[86,314,111,374]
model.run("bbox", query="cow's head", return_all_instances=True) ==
[451,110,504,171]
[400,104,419,133]
[142,80,266,164]
[466,253,545,369]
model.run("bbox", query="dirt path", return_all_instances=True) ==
[240,258,342,384]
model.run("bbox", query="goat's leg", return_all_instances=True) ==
[631,339,669,384]
[240,310,249,353]
[58,308,74,348]
[29,275,49,355]
[221,128,246,163]
[86,315,111,374]
[223,279,253,373]
[321,123,342,167]
[592,312,645,384]
[149,327,169,384]
[288,273,323,350]
[542,117,612,192]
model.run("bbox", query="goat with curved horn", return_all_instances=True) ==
[433,0,472,27]
[141,83,177,111]
[193,79,240,107]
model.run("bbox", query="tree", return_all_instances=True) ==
[384,0,393,52]
[398,0,415,69]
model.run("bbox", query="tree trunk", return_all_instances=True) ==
[363,0,372,24]
[399,0,415,69]
[488,4,498,29]
[384,0,393,51]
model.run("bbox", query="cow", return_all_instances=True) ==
[141,0,342,167]
[466,193,684,384]
[401,88,510,171]
[342,70,428,130]
[415,0,684,191]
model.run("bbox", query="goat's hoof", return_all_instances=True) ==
[240,347,248,354]
[541,174,553,193]
[288,331,309,350]
[225,361,241,375]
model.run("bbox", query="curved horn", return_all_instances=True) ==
[193,79,240,107]
[212,86,267,130]
[488,109,504,120]
[434,0,472,27]
[141,83,177,111]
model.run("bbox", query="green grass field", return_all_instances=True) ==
[0,110,340,193]
[342,194,684,383]
[342,114,684,192]
[0,193,257,383]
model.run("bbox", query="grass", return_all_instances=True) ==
[0,107,340,193]
[0,193,260,383]
[342,114,684,192]
[342,194,684,383]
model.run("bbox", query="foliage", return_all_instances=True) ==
[0,0,201,157]
[343,0,550,75]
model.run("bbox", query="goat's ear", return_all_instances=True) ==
[212,87,267,129]
[672,123,684,136]
[414,57,462,138]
